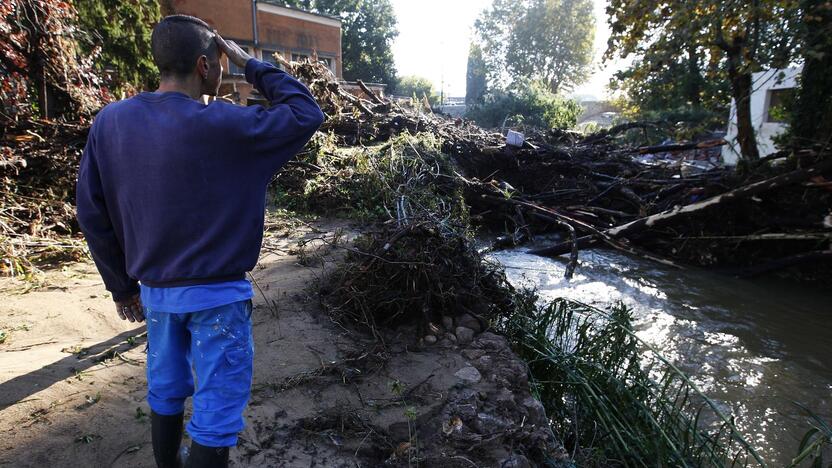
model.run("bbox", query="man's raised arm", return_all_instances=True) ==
[216,34,325,172]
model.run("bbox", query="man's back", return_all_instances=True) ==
[77,60,324,298]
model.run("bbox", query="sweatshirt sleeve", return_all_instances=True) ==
[242,58,325,172]
[76,124,139,302]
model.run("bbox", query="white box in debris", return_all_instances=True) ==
[506,130,525,147]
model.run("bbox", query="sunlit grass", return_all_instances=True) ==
[499,293,766,467]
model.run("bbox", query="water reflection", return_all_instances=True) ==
[489,245,832,465]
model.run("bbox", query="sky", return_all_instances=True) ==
[390,0,629,101]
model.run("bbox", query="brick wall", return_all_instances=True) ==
[171,0,342,104]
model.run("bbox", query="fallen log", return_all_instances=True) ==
[605,159,832,239]
[526,159,832,261]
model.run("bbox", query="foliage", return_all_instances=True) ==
[0,0,110,118]
[465,43,487,105]
[500,295,766,467]
[607,0,802,160]
[395,75,439,106]
[787,402,832,467]
[790,0,832,151]
[474,0,595,94]
[271,132,469,225]
[609,45,731,133]
[277,0,398,85]
[466,79,581,130]
[74,0,161,94]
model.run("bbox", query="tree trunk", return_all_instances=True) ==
[685,44,702,107]
[725,43,760,161]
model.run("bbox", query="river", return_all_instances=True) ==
[488,244,832,465]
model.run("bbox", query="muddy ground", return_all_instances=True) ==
[0,218,566,467]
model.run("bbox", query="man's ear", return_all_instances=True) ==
[197,55,209,80]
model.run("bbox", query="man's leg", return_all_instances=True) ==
[146,309,194,468]
[185,299,254,466]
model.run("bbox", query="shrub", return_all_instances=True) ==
[466,80,581,130]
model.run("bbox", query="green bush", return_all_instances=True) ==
[466,80,581,129]
[395,75,440,106]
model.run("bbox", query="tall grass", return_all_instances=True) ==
[499,293,766,467]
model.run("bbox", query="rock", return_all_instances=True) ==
[475,355,493,370]
[441,315,454,331]
[499,454,532,468]
[472,331,507,351]
[454,366,482,383]
[456,312,482,333]
[424,334,437,344]
[521,395,547,426]
[454,326,475,345]
[461,348,485,360]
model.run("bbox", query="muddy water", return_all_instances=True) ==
[489,244,832,465]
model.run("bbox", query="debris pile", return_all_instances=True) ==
[280,57,832,285]
[1,1,108,275]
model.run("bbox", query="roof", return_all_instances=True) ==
[258,1,341,22]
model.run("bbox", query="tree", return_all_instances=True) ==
[1,0,108,117]
[74,0,161,93]
[396,75,439,105]
[474,0,595,94]
[466,43,487,105]
[466,79,582,129]
[279,0,398,85]
[607,0,802,161]
[790,0,832,151]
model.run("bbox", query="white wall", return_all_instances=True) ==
[723,66,802,165]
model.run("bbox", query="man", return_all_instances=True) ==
[76,15,324,468]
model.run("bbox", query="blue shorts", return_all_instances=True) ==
[145,299,254,447]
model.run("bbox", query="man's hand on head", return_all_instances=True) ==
[115,294,145,323]
[215,33,252,69]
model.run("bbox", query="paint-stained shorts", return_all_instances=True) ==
[145,299,254,447]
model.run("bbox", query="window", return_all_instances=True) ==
[227,46,252,76]
[261,49,284,70]
[766,88,795,123]
[291,53,310,63]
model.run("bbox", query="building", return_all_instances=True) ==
[168,0,343,103]
[723,66,801,165]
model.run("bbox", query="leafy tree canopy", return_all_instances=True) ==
[75,0,161,93]
[474,0,595,94]
[466,43,487,105]
[396,75,439,105]
[467,79,582,130]
[276,0,398,86]
[606,0,801,159]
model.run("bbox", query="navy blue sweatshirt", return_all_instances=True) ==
[76,59,324,301]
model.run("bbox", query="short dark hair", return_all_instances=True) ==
[151,15,218,78]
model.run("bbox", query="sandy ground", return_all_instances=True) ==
[0,218,564,467]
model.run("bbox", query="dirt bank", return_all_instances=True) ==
[0,217,567,467]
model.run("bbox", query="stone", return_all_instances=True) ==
[461,348,485,361]
[454,366,482,383]
[521,395,547,426]
[454,326,475,345]
[473,331,507,351]
[456,312,482,333]
[424,334,437,344]
[499,455,532,468]
[441,315,454,331]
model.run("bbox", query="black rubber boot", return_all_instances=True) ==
[184,441,229,468]
[151,410,184,468]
